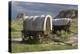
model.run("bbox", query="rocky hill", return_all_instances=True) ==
[55,9,78,18]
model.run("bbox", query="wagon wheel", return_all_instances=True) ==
[21,31,29,42]
[35,33,44,43]
[21,31,25,41]
[22,32,27,41]
[36,32,52,43]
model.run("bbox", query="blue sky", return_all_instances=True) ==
[11,1,78,19]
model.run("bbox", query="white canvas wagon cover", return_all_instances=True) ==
[23,15,52,32]
[52,18,71,26]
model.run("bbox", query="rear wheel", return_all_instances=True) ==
[35,33,44,43]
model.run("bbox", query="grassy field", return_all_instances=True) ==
[11,42,77,53]
[10,18,78,53]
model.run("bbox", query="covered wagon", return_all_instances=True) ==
[52,18,72,32]
[22,15,52,43]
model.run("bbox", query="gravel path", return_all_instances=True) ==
[11,38,22,41]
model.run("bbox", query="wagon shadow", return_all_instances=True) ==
[11,39,41,44]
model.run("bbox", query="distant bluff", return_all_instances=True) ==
[55,9,78,18]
